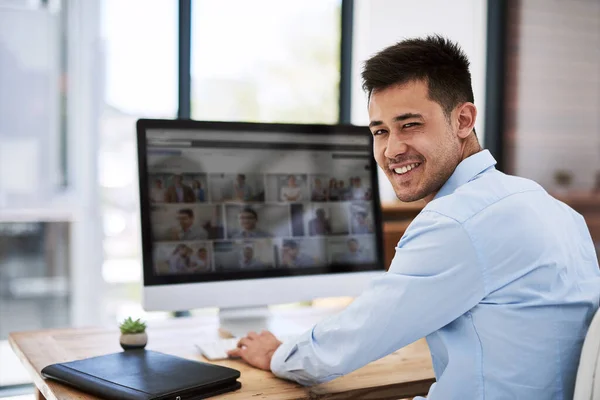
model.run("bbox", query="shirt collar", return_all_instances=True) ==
[434,149,497,200]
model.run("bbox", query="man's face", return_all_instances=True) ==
[237,175,245,185]
[348,240,359,253]
[288,176,296,186]
[198,249,207,260]
[177,213,193,229]
[243,247,253,260]
[174,175,183,186]
[356,213,366,224]
[155,180,162,188]
[284,245,298,259]
[369,80,462,202]
[239,211,257,230]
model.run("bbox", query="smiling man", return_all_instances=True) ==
[227,36,600,399]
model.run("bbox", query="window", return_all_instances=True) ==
[100,0,177,322]
[191,0,341,124]
[99,0,344,322]
[0,222,69,387]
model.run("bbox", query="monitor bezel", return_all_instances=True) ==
[136,118,386,287]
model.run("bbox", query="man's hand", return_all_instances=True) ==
[226,330,282,371]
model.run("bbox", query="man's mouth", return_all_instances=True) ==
[392,162,422,175]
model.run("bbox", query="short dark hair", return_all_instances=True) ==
[178,209,194,218]
[283,240,298,249]
[240,207,257,219]
[362,35,474,117]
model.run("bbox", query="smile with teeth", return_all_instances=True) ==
[393,163,421,175]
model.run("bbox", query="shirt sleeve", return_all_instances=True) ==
[270,210,486,386]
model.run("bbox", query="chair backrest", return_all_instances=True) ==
[574,308,600,400]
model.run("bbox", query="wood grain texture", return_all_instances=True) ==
[9,307,434,400]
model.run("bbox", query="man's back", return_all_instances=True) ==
[269,151,600,400]
[424,167,600,399]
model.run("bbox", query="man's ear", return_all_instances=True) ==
[456,102,477,139]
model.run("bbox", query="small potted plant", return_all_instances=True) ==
[119,317,148,350]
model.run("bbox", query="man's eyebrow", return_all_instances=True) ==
[368,113,423,128]
[393,113,423,122]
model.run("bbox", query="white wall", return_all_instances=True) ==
[351,0,488,202]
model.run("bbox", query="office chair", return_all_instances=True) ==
[574,307,600,400]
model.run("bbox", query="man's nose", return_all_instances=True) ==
[383,133,409,160]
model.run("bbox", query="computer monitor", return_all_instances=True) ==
[137,119,385,335]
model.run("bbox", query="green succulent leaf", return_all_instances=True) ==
[119,317,147,334]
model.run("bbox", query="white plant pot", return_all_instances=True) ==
[120,332,148,350]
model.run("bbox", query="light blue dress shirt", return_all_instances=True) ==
[270,150,600,399]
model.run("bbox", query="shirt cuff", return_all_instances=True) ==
[270,339,298,378]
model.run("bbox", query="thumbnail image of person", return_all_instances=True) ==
[226,204,290,238]
[334,238,372,264]
[166,208,209,240]
[210,174,265,202]
[280,175,304,202]
[327,178,340,201]
[351,206,374,234]
[230,207,272,239]
[312,203,349,235]
[233,174,254,201]
[279,239,317,268]
[156,243,212,274]
[311,177,328,202]
[150,178,165,203]
[191,179,205,202]
[239,242,266,269]
[164,174,196,203]
[308,208,332,236]
[350,176,368,200]
[213,240,274,271]
[189,247,211,272]
[338,180,350,200]
[167,244,191,273]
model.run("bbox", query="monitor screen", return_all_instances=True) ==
[137,120,385,286]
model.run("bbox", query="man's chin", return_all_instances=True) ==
[394,189,427,203]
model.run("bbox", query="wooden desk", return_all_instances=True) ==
[9,306,435,400]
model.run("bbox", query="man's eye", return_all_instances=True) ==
[403,123,420,129]
[372,129,387,136]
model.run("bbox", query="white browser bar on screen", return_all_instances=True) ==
[146,129,370,146]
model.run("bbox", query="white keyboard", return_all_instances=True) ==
[196,336,296,361]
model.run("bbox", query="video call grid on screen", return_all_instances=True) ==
[139,123,384,283]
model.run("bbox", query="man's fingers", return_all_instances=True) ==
[247,331,259,339]
[227,348,241,358]
[237,337,253,348]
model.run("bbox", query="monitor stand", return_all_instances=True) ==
[218,306,306,338]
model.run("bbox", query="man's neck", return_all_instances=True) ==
[423,138,482,204]
[458,134,482,163]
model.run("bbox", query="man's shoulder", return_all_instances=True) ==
[425,170,546,224]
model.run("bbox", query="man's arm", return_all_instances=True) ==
[231,211,486,385]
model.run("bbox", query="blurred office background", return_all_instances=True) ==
[0,0,598,397]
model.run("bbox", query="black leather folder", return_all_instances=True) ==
[41,349,241,399]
